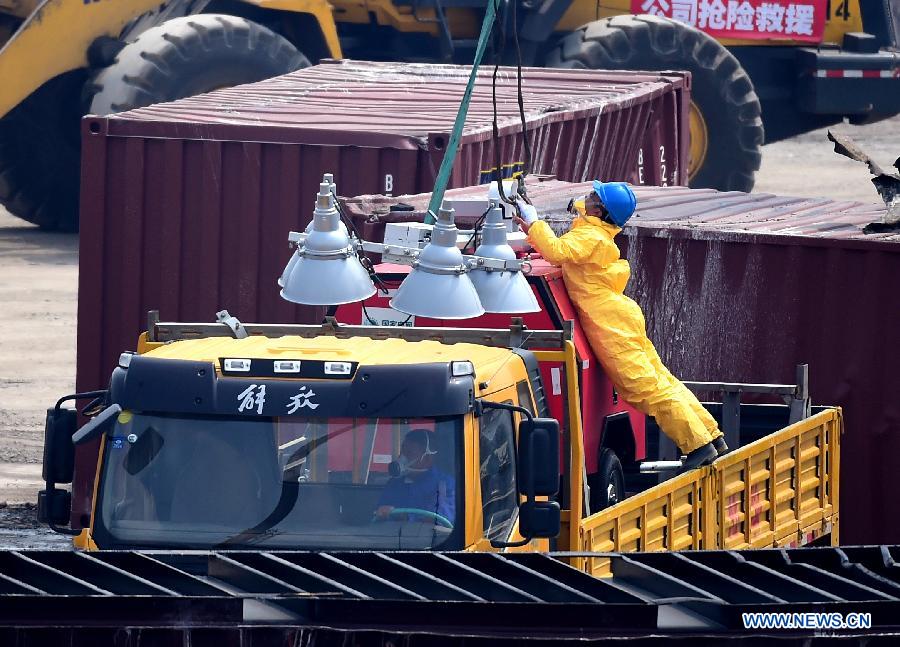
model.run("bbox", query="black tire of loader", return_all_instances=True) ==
[88,14,310,115]
[0,15,308,231]
[546,14,764,193]
[0,72,86,231]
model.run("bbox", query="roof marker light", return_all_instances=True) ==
[223,359,252,372]
[451,361,475,377]
[324,361,353,375]
[274,360,303,374]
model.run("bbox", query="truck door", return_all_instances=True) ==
[475,386,553,552]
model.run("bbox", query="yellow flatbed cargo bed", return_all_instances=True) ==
[575,408,841,577]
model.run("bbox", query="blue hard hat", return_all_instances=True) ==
[592,180,637,227]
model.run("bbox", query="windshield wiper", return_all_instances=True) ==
[216,480,299,548]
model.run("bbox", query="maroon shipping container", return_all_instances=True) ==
[618,189,898,545]
[343,180,899,544]
[87,59,690,195]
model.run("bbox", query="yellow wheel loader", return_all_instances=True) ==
[0,0,897,229]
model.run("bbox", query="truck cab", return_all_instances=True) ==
[41,320,574,552]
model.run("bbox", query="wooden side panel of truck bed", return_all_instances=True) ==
[576,408,841,577]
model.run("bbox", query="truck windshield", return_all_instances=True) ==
[95,413,463,550]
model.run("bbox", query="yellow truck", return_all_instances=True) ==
[1,0,897,229]
[38,314,840,570]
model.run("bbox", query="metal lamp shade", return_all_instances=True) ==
[469,204,539,314]
[280,179,375,306]
[470,269,539,314]
[281,254,375,306]
[391,269,484,319]
[390,199,485,319]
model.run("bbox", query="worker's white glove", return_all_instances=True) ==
[518,203,539,225]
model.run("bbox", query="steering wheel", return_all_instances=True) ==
[380,507,454,529]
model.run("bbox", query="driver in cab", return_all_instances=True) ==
[376,429,455,524]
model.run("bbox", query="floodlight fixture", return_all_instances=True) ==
[390,200,485,319]
[470,203,540,314]
[283,173,344,287]
[280,182,376,306]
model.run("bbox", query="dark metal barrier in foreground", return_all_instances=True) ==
[3,547,900,643]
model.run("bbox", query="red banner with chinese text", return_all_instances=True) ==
[630,0,827,42]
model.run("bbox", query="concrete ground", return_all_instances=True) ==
[0,214,77,505]
[0,115,897,508]
[754,116,899,203]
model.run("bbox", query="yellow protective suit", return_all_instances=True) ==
[527,214,722,454]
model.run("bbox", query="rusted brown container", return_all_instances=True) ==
[618,188,898,546]
[85,59,689,193]
[343,180,899,545]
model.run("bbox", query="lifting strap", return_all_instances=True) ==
[425,0,499,222]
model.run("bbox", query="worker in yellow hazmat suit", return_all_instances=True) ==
[514,180,727,470]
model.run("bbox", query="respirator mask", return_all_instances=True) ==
[389,434,437,477]
[567,192,610,222]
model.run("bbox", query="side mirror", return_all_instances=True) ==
[38,407,78,526]
[517,417,561,539]
[42,408,77,484]
[518,417,560,497]
[37,489,71,525]
[37,390,112,535]
[519,500,560,539]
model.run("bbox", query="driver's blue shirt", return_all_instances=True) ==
[378,467,455,522]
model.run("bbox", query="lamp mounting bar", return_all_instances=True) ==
[148,313,570,350]
[286,231,529,274]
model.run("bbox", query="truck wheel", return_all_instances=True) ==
[89,15,309,115]
[546,15,764,193]
[591,448,625,513]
